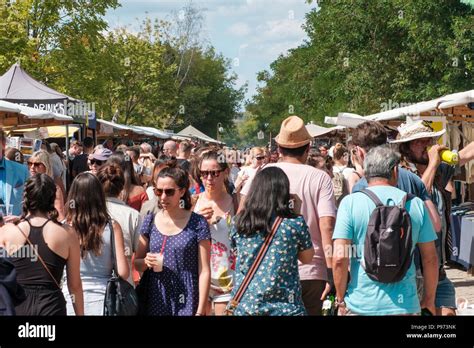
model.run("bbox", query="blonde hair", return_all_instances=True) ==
[30,150,53,178]
[333,143,348,161]
[250,147,265,158]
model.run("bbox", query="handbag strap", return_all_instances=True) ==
[226,216,283,314]
[15,223,61,290]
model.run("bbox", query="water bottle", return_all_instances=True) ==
[322,296,332,316]
[427,147,459,165]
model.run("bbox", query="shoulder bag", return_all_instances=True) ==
[104,220,139,316]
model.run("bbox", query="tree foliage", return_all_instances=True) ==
[0,1,245,138]
[249,0,474,135]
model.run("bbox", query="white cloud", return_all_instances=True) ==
[106,0,317,99]
[256,18,305,42]
[228,22,252,37]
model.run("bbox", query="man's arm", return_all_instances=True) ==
[319,216,335,300]
[418,241,439,315]
[424,200,442,233]
[459,141,474,166]
[422,145,445,194]
[332,238,351,301]
[320,216,335,269]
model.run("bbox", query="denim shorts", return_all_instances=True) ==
[435,277,456,309]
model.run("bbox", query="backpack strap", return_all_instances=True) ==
[362,189,415,208]
[360,189,384,207]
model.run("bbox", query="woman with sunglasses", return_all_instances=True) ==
[134,166,211,316]
[193,150,235,315]
[63,172,129,315]
[28,151,66,222]
[234,147,265,196]
[87,148,112,176]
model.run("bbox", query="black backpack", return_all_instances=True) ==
[360,189,414,283]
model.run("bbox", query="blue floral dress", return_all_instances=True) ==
[230,215,312,316]
[141,212,211,316]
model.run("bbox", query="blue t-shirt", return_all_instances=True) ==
[352,167,430,201]
[333,185,437,315]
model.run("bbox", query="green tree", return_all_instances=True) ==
[249,0,473,128]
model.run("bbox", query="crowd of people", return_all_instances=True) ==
[0,114,474,316]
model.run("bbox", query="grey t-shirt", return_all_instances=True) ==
[50,153,65,180]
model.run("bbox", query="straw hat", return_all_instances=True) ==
[389,120,445,144]
[275,116,313,149]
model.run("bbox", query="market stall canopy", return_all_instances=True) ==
[132,126,170,139]
[97,119,171,139]
[0,63,78,105]
[0,99,73,122]
[177,125,224,144]
[325,90,474,128]
[305,123,345,137]
[9,125,80,138]
[97,119,137,134]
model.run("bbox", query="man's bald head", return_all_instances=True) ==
[163,140,178,157]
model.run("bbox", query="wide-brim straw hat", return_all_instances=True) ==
[389,120,446,144]
[275,116,313,149]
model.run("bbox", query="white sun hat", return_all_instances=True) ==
[389,119,446,144]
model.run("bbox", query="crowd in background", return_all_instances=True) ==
[1,114,474,316]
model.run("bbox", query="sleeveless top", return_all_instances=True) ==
[10,219,66,288]
[80,223,113,282]
[194,194,235,294]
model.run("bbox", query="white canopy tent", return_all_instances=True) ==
[0,99,73,122]
[305,123,345,137]
[325,90,474,128]
[132,126,170,139]
[177,125,224,144]
[97,119,171,139]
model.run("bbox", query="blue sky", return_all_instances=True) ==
[104,0,318,102]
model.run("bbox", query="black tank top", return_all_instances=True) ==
[10,219,67,288]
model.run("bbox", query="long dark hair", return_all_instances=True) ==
[235,167,296,236]
[157,166,192,210]
[66,172,110,257]
[106,152,141,203]
[21,174,60,224]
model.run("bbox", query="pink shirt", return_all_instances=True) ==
[240,162,336,281]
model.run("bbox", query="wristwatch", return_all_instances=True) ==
[335,298,346,307]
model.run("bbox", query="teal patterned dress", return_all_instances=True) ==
[230,216,312,316]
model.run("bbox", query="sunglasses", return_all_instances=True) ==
[255,156,265,160]
[27,161,44,168]
[89,159,104,166]
[153,187,178,197]
[200,169,225,178]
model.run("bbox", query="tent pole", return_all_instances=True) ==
[65,124,70,154]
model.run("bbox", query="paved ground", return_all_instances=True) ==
[445,263,474,314]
